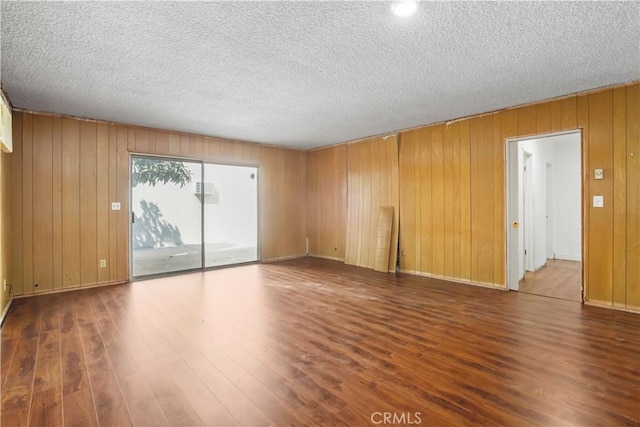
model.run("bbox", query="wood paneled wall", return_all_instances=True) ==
[0,150,11,316]
[306,82,639,312]
[306,144,347,260]
[8,111,306,295]
[398,83,639,310]
[345,135,399,272]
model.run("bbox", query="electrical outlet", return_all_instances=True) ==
[99,259,107,268]
[111,202,121,211]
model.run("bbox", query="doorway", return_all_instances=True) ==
[506,131,582,301]
[130,155,259,279]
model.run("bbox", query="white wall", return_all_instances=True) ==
[132,163,258,249]
[552,135,582,261]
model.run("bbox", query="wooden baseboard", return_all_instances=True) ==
[586,299,640,314]
[13,280,129,299]
[398,269,507,291]
[261,254,307,263]
[308,254,345,262]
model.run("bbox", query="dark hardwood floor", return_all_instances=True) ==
[519,259,582,302]
[1,257,639,426]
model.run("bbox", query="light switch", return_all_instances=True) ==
[111,202,121,211]
[594,168,604,180]
[593,195,604,208]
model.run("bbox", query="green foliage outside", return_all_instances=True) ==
[132,159,193,188]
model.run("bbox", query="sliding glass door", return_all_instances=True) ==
[204,164,258,267]
[131,157,203,277]
[131,156,258,279]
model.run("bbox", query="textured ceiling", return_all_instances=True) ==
[1,1,639,150]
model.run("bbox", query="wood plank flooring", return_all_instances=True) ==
[519,259,582,302]
[1,257,639,426]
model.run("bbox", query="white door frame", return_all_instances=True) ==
[505,129,583,293]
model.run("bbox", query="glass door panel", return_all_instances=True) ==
[131,157,203,277]
[204,164,258,267]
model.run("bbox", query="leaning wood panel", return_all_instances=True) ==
[79,121,98,287]
[52,117,63,289]
[61,117,81,288]
[374,207,394,272]
[587,90,614,305]
[10,112,23,294]
[22,113,34,293]
[97,123,110,284]
[32,114,54,292]
[612,87,627,307]
[625,84,640,309]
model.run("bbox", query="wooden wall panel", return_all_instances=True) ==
[79,121,98,287]
[115,125,129,281]
[306,145,347,260]
[108,124,118,281]
[61,117,81,288]
[22,113,34,293]
[625,84,640,310]
[612,87,627,307]
[392,83,639,310]
[52,117,63,289]
[96,123,110,283]
[259,146,306,261]
[32,114,54,292]
[9,111,306,295]
[345,135,399,272]
[399,130,417,272]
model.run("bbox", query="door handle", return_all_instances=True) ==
[513,222,519,229]
[131,212,135,224]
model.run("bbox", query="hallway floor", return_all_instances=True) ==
[519,259,582,302]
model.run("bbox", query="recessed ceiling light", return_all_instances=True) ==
[391,1,418,17]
